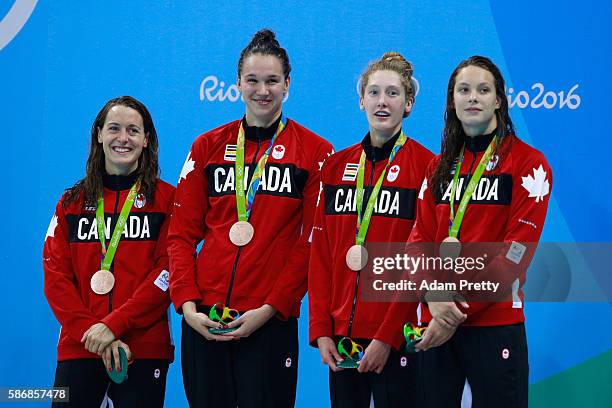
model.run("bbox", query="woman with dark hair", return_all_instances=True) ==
[168,29,333,407]
[43,96,174,407]
[308,52,433,407]
[411,56,553,407]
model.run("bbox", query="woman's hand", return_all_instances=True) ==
[223,304,276,338]
[102,340,132,372]
[357,340,391,374]
[415,319,457,351]
[316,336,344,372]
[182,301,233,342]
[426,298,469,329]
[81,323,115,355]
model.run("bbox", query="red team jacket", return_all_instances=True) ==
[43,173,175,361]
[168,117,334,319]
[410,133,553,326]
[309,132,434,349]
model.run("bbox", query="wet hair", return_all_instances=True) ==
[63,96,160,207]
[431,55,515,191]
[237,29,291,78]
[359,51,415,117]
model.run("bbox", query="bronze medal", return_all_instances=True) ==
[439,236,461,260]
[229,221,254,247]
[346,244,368,271]
[90,270,115,295]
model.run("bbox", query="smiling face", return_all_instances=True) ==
[360,70,412,143]
[453,65,500,136]
[238,53,289,128]
[97,105,148,175]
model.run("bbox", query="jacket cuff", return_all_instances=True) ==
[374,323,404,350]
[309,320,334,347]
[170,287,202,314]
[102,312,129,339]
[265,290,295,320]
[70,318,100,343]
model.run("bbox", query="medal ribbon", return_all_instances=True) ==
[355,132,407,245]
[235,115,287,221]
[96,180,140,270]
[448,136,498,238]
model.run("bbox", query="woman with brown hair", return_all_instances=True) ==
[168,29,333,407]
[412,56,552,407]
[44,96,174,407]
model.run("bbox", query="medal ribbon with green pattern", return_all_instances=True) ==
[355,131,407,245]
[96,180,140,270]
[448,136,498,238]
[235,115,287,221]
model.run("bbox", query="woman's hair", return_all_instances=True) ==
[237,29,291,79]
[63,95,160,207]
[431,55,515,192]
[359,51,415,117]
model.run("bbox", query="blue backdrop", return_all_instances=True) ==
[2,0,610,406]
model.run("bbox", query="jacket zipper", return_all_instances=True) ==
[466,150,478,178]
[347,153,376,337]
[454,151,478,241]
[108,189,121,313]
[225,137,262,307]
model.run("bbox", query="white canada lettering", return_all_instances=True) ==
[334,188,400,215]
[486,178,498,201]
[334,188,350,212]
[375,190,400,214]
[78,218,89,240]
[213,165,293,194]
[224,168,236,192]
[87,220,98,240]
[442,178,499,202]
[141,216,150,238]
[128,216,140,238]
[77,215,152,240]
[214,167,226,192]
[264,166,281,191]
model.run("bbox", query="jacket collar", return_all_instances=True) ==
[242,115,282,142]
[464,129,496,153]
[361,130,402,162]
[102,170,139,191]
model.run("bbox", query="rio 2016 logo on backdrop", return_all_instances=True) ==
[0,0,38,51]
[200,75,290,103]
[199,75,423,104]
[506,83,581,110]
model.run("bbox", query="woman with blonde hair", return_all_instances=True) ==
[308,52,433,407]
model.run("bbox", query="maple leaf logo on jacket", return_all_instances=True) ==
[134,193,147,209]
[486,155,499,171]
[272,145,285,159]
[45,215,58,242]
[387,165,400,182]
[418,177,428,200]
[179,152,195,183]
[521,165,550,202]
